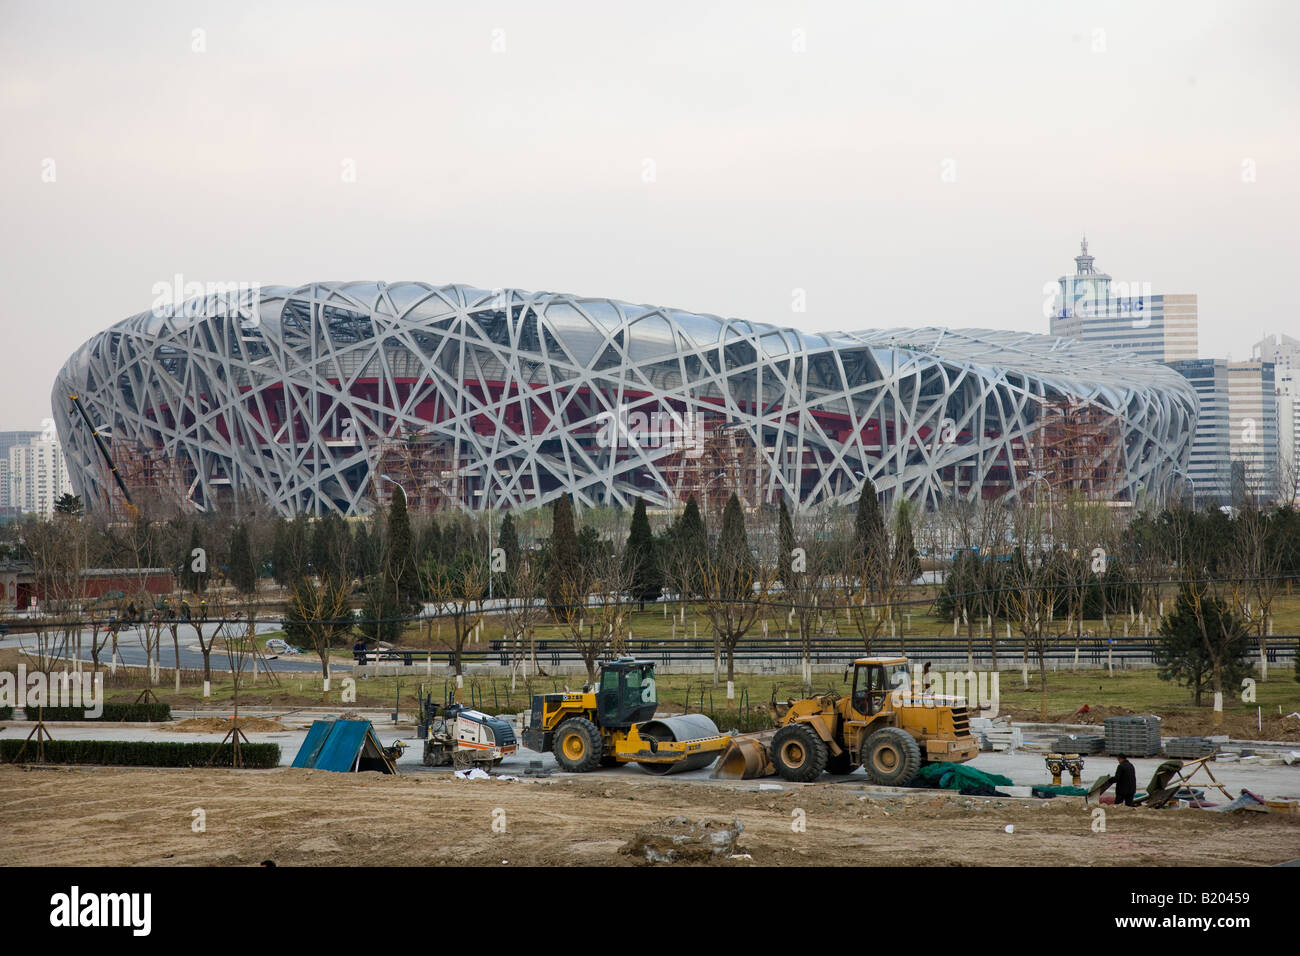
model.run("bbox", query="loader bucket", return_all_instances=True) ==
[712,734,776,780]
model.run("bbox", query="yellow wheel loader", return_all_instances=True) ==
[523,658,731,774]
[716,656,979,785]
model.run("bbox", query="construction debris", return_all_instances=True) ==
[1212,790,1269,814]
[971,716,1022,751]
[620,816,745,864]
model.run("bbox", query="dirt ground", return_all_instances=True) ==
[2,765,1297,867]
[171,717,288,733]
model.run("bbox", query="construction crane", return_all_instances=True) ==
[67,394,132,509]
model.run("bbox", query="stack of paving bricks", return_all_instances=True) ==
[1104,715,1162,756]
[1163,736,1217,760]
[1053,733,1105,754]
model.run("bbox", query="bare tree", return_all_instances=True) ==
[589,536,635,660]
[499,556,548,683]
[780,509,834,693]
[284,574,355,694]
[22,514,91,674]
[190,590,226,698]
[1228,505,1285,679]
[1005,499,1062,719]
[695,495,771,689]
[841,505,911,659]
[423,553,488,677]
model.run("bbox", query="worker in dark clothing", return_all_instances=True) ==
[1114,755,1138,806]
[352,640,368,664]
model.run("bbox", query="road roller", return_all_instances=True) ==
[522,658,729,774]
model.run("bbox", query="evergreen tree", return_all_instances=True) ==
[1156,587,1251,706]
[547,495,580,616]
[228,523,257,595]
[179,522,207,594]
[777,497,796,585]
[676,495,709,597]
[386,487,420,608]
[358,574,406,644]
[716,493,753,583]
[351,523,381,579]
[497,512,521,582]
[853,479,885,557]
[271,518,290,586]
[623,497,662,606]
[416,520,443,568]
[314,512,354,580]
[580,525,612,576]
[271,515,311,586]
[852,479,888,592]
[894,500,921,584]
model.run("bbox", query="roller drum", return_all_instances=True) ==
[636,715,722,775]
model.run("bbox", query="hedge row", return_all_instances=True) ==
[22,703,172,722]
[0,739,280,768]
[0,707,12,721]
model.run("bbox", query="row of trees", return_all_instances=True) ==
[9,482,1298,716]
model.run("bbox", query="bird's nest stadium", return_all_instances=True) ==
[53,281,1197,517]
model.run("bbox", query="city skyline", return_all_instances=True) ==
[3,1,1298,430]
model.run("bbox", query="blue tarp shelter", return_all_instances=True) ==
[292,719,396,773]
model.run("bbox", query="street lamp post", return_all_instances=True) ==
[378,473,408,505]
[1026,470,1053,553]
[702,470,727,516]
[1173,469,1196,511]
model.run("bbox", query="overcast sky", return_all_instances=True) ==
[2,0,1296,429]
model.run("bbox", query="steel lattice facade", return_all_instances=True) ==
[53,281,1197,516]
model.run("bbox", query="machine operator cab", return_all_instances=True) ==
[595,658,659,728]
[848,657,912,716]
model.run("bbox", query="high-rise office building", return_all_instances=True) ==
[1169,359,1283,506]
[1227,361,1279,504]
[1253,334,1300,502]
[1168,359,1231,505]
[1050,238,1198,364]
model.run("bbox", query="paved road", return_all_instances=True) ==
[0,623,340,674]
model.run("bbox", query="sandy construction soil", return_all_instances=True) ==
[1,766,1297,867]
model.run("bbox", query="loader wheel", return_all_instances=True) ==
[552,718,603,773]
[862,727,922,787]
[825,750,859,775]
[771,723,828,782]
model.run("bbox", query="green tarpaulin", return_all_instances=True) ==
[914,763,1013,791]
